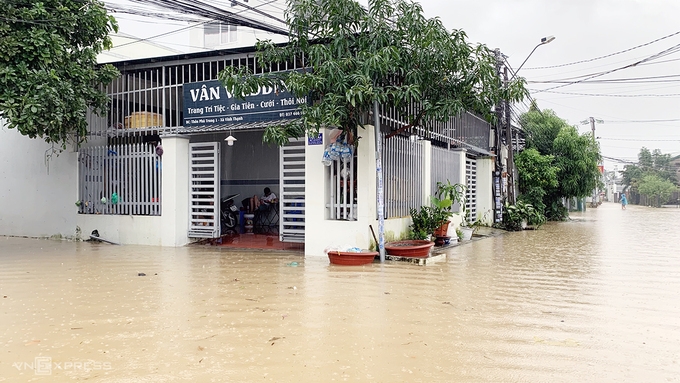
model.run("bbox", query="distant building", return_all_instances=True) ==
[188,3,288,50]
[98,32,183,63]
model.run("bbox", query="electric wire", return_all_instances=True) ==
[110,0,283,50]
[533,43,680,93]
[126,0,288,35]
[599,137,680,142]
[528,74,680,85]
[535,90,680,98]
[523,30,680,70]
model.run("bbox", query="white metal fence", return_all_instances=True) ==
[328,149,357,221]
[280,138,307,242]
[78,144,162,215]
[188,142,220,238]
[383,134,424,218]
[465,157,477,222]
[431,146,461,196]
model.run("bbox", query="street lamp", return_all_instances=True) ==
[510,36,555,80]
[504,36,555,204]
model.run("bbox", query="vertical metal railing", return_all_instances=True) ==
[431,146,461,196]
[465,156,477,222]
[78,144,162,215]
[328,152,357,221]
[382,133,423,218]
[280,138,306,242]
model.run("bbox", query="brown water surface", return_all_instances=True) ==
[1,203,679,382]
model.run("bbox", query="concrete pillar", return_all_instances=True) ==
[160,135,190,246]
[305,130,327,256]
[475,157,495,225]
[451,148,468,186]
[421,140,432,205]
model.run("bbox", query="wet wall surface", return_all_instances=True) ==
[1,203,679,382]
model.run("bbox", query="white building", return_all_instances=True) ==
[1,45,497,257]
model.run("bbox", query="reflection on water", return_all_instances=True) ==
[1,203,679,382]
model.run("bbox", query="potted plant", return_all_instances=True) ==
[431,181,466,239]
[408,206,437,241]
[384,205,440,258]
[502,201,546,231]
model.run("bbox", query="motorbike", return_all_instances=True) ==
[220,193,240,235]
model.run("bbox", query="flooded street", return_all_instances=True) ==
[1,202,679,382]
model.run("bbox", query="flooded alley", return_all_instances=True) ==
[1,202,679,382]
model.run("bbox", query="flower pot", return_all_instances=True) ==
[459,227,474,241]
[433,221,450,238]
[328,251,378,266]
[384,240,434,258]
[434,236,451,246]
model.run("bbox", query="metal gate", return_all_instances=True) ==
[465,156,477,223]
[279,138,306,243]
[188,142,220,238]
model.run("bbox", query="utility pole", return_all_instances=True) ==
[504,66,515,204]
[584,117,604,207]
[493,49,505,222]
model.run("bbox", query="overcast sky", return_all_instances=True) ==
[415,0,680,169]
[112,0,680,169]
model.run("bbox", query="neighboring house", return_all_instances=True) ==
[0,45,498,257]
[98,32,183,63]
[188,2,288,50]
[0,34,182,241]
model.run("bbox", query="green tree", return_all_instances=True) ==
[514,147,558,216]
[637,174,678,207]
[0,0,119,147]
[516,108,602,220]
[218,0,526,145]
[552,126,602,200]
[638,147,653,168]
[622,147,678,201]
[519,106,567,156]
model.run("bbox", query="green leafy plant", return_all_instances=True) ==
[408,206,437,240]
[433,180,466,211]
[502,201,545,231]
[410,181,467,239]
[0,0,120,147]
[219,0,527,146]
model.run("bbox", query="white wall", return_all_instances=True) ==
[188,4,288,52]
[305,125,383,256]
[0,123,79,239]
[475,157,495,226]
[160,135,190,246]
[76,215,163,245]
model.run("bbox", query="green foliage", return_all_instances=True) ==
[552,126,602,199]
[545,199,569,221]
[515,148,558,216]
[409,206,438,240]
[0,0,119,147]
[218,0,526,146]
[432,180,465,211]
[516,108,601,221]
[622,147,678,198]
[502,201,545,231]
[519,106,567,156]
[637,174,678,207]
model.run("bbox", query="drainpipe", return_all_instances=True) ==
[374,101,386,262]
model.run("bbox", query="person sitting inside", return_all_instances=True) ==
[247,187,277,213]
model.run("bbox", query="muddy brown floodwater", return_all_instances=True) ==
[1,203,679,382]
